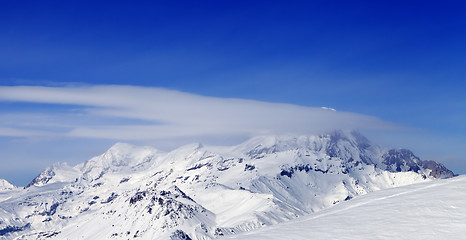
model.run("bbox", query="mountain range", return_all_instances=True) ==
[0,131,455,239]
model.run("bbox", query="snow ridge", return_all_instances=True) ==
[228,176,466,240]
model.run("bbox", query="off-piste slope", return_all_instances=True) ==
[0,131,455,239]
[228,175,466,240]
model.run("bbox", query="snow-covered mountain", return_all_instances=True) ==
[0,179,15,191]
[0,131,455,239]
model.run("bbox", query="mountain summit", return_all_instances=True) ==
[0,131,454,239]
[0,179,15,191]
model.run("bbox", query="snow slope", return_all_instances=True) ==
[228,175,466,240]
[0,131,456,239]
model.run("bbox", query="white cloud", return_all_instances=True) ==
[0,127,51,137]
[0,85,399,142]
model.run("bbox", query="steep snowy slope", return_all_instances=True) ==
[0,131,455,239]
[228,175,466,240]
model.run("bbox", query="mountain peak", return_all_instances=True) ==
[0,178,15,190]
[26,162,80,188]
[79,143,162,181]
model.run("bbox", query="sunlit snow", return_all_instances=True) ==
[229,175,466,240]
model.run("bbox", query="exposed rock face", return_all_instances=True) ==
[0,132,456,240]
[383,149,423,173]
[382,149,455,178]
[418,160,456,179]
[26,167,56,188]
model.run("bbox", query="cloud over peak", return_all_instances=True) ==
[0,85,397,142]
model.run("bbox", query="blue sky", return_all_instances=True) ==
[0,1,465,186]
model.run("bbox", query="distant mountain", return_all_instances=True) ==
[0,131,455,239]
[0,179,15,191]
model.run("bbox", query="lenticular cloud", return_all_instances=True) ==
[0,85,397,141]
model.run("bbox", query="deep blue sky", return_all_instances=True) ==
[1,1,465,186]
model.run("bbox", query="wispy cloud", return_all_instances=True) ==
[0,85,398,142]
[0,127,51,137]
